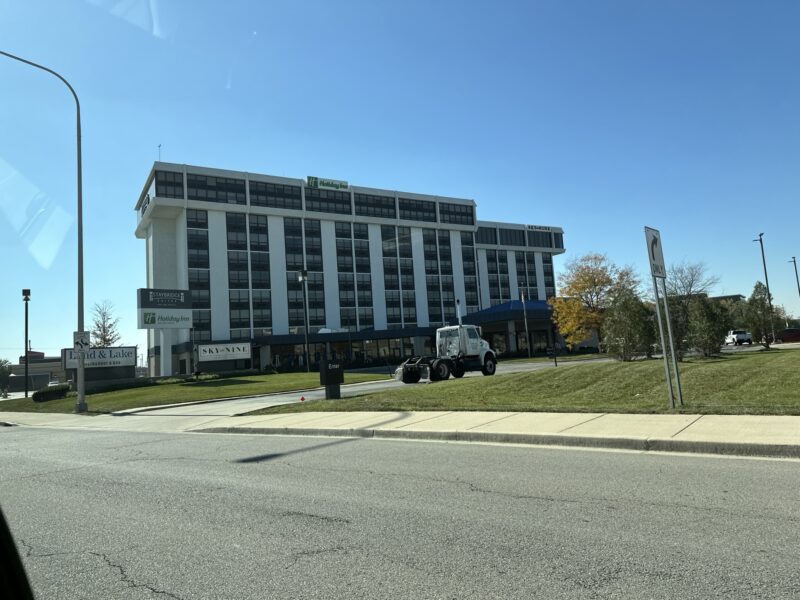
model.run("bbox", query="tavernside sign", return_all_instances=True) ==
[197,343,252,362]
[306,175,349,191]
[644,227,667,279]
[527,225,554,232]
[137,288,193,329]
[62,346,137,369]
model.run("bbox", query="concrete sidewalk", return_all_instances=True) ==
[2,409,799,458]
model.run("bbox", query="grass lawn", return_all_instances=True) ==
[502,354,606,364]
[0,372,389,415]
[248,348,800,416]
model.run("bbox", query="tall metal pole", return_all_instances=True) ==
[299,270,310,372]
[1,51,86,412]
[659,278,684,407]
[652,276,675,409]
[520,289,531,358]
[754,233,775,344]
[790,257,800,302]
[23,290,30,398]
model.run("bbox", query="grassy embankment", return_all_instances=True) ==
[0,371,389,415]
[248,349,800,416]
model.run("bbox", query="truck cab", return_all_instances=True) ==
[397,324,497,383]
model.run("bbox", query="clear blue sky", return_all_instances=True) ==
[2,0,799,363]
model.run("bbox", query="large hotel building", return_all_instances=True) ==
[135,163,565,375]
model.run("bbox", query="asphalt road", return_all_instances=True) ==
[1,428,798,599]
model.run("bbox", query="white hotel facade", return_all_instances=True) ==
[135,162,565,375]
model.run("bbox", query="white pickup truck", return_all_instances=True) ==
[724,330,752,346]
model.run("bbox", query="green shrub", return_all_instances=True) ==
[32,384,70,403]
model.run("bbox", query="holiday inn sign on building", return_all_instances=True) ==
[137,288,193,329]
[307,175,349,191]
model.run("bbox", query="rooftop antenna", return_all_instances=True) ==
[158,144,162,161]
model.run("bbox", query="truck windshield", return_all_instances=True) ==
[437,330,461,356]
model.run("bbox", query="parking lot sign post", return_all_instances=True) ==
[645,227,683,408]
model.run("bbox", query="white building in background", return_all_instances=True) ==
[135,162,565,375]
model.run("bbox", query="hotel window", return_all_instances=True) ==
[187,230,209,269]
[543,253,555,298]
[398,197,436,222]
[438,202,474,225]
[249,215,269,252]
[226,213,247,250]
[155,170,184,199]
[499,228,526,247]
[252,290,271,329]
[187,174,246,205]
[284,218,304,270]
[476,226,497,245]
[527,230,552,248]
[186,209,207,229]
[249,181,302,210]
[304,188,351,215]
[354,193,396,219]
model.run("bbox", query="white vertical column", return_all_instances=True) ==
[369,224,387,330]
[268,216,288,334]
[534,252,546,301]
[159,329,172,376]
[450,230,465,308]
[321,220,340,329]
[207,211,230,340]
[411,228,429,327]
[477,248,490,308]
[507,250,519,301]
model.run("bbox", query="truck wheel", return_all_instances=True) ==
[451,361,465,378]
[481,355,496,376]
[431,359,450,381]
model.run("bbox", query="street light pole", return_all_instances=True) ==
[790,257,800,302]
[753,233,775,344]
[520,289,531,358]
[298,270,310,372]
[22,289,30,398]
[1,50,86,412]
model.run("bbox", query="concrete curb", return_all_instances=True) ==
[194,426,800,459]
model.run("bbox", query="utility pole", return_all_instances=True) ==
[22,289,30,398]
[790,257,800,302]
[298,270,310,372]
[1,50,87,412]
[753,233,775,343]
[520,289,531,358]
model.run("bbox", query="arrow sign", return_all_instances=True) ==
[73,331,90,352]
[644,227,667,279]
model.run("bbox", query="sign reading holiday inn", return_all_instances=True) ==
[306,175,349,191]
[62,346,137,369]
[137,288,193,329]
[197,343,252,362]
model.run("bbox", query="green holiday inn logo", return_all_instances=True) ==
[307,175,348,191]
[143,312,156,324]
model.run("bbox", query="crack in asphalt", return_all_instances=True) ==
[89,552,185,599]
[286,545,347,569]
[282,461,799,523]
[281,510,351,524]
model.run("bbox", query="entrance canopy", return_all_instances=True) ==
[462,300,551,326]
